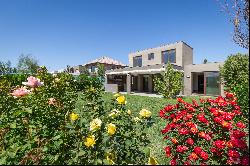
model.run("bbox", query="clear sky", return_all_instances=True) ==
[0,0,248,71]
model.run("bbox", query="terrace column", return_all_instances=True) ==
[126,73,131,94]
[137,75,143,92]
[148,75,153,93]
[105,74,108,84]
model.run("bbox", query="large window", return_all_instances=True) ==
[133,56,142,67]
[148,53,154,60]
[162,49,176,63]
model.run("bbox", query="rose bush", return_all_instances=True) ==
[159,92,249,165]
[0,67,154,165]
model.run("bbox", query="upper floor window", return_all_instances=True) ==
[148,53,154,60]
[133,56,142,67]
[162,49,176,64]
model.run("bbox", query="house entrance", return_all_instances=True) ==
[143,76,149,92]
[198,74,204,94]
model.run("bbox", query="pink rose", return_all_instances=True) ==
[11,87,30,98]
[22,76,43,88]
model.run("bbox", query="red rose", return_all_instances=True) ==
[179,128,189,135]
[184,161,191,165]
[231,130,246,139]
[164,105,175,112]
[192,99,199,107]
[241,156,249,166]
[165,146,171,157]
[233,109,242,115]
[226,92,234,98]
[194,146,202,154]
[231,139,247,149]
[186,138,194,145]
[215,96,227,106]
[210,108,219,116]
[177,98,184,103]
[204,134,211,141]
[236,121,246,128]
[200,151,208,160]
[170,158,177,165]
[210,148,217,153]
[200,98,205,103]
[228,149,240,158]
[234,105,240,110]
[186,113,192,119]
[176,145,189,153]
[214,117,223,124]
[214,140,226,149]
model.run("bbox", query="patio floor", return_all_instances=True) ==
[119,92,163,98]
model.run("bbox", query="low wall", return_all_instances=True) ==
[105,84,118,93]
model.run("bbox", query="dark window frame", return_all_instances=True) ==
[133,55,142,67]
[161,49,176,64]
[148,53,154,60]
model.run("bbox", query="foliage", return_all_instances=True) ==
[97,63,105,81]
[203,59,208,64]
[17,54,39,74]
[0,60,17,74]
[0,74,28,89]
[0,67,153,165]
[154,63,184,98]
[159,93,249,165]
[219,53,249,120]
[218,0,249,49]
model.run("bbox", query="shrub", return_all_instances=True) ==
[220,53,249,120]
[154,62,183,98]
[159,92,249,165]
[0,67,153,165]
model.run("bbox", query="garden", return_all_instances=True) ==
[0,53,249,165]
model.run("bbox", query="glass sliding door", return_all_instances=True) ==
[204,72,220,96]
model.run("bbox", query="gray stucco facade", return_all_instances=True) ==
[105,41,224,96]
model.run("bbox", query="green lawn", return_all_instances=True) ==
[76,92,205,164]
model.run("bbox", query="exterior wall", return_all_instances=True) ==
[84,63,126,74]
[184,62,224,96]
[128,41,193,67]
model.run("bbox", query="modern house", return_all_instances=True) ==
[105,41,224,96]
[69,56,127,75]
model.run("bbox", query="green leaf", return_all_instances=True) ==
[10,123,16,129]
[53,135,61,140]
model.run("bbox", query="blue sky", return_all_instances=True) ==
[0,0,248,71]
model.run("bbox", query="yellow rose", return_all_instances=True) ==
[113,93,120,98]
[133,117,141,122]
[70,112,79,121]
[127,109,132,115]
[107,123,117,135]
[109,109,120,118]
[148,157,158,165]
[139,109,152,118]
[106,152,115,165]
[90,118,102,131]
[84,135,96,148]
[116,95,126,105]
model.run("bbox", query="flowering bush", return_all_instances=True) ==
[0,67,153,165]
[159,92,249,165]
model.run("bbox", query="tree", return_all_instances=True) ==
[153,62,184,98]
[218,0,249,49]
[219,53,249,119]
[0,60,12,74]
[97,63,105,79]
[81,66,90,76]
[203,58,208,64]
[17,54,39,74]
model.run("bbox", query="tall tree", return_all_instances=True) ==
[218,0,249,49]
[154,62,184,98]
[203,58,208,64]
[0,60,12,74]
[17,54,39,74]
